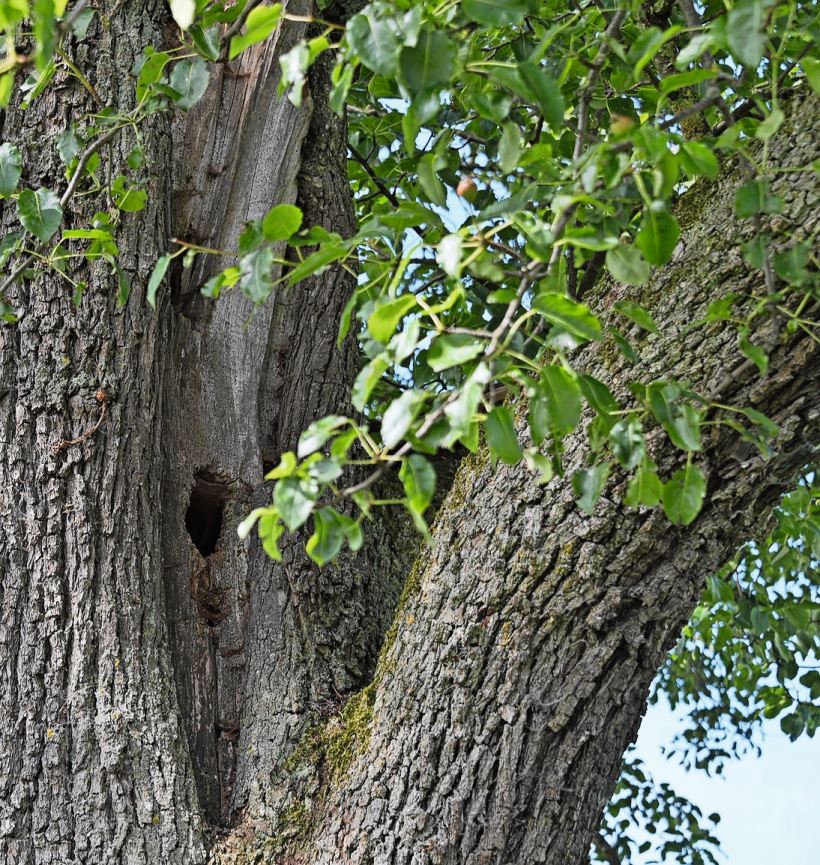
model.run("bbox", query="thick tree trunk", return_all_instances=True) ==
[0,2,817,864]
[0,5,205,863]
[303,94,820,864]
[2,3,414,862]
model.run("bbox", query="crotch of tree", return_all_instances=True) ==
[185,471,229,558]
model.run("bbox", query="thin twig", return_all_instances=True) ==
[51,389,108,454]
[573,7,628,161]
[348,142,401,208]
[676,0,732,127]
[0,125,123,300]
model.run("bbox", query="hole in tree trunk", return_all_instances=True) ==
[186,472,228,557]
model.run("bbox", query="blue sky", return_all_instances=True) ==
[635,701,818,863]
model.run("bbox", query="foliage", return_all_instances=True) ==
[0,1,817,552]
[593,475,819,864]
[0,2,817,862]
[656,475,820,764]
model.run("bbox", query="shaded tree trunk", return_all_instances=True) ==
[0,5,817,865]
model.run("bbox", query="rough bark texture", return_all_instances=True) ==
[305,94,819,865]
[0,2,817,863]
[1,2,415,861]
[0,4,204,863]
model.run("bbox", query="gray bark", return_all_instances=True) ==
[306,93,820,865]
[0,2,817,864]
[0,4,204,863]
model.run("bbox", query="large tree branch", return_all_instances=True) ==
[300,93,819,865]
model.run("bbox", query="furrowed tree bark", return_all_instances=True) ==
[1,1,414,861]
[0,3,817,865]
[162,2,419,839]
[0,4,205,862]
[302,94,819,864]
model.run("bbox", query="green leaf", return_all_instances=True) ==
[498,121,521,174]
[0,0,29,30]
[417,153,446,206]
[662,463,706,525]
[754,107,784,142]
[115,263,131,307]
[740,407,778,439]
[127,145,144,171]
[679,141,719,179]
[427,333,483,372]
[436,234,463,277]
[726,0,767,69]
[399,28,454,93]
[462,0,529,26]
[486,406,523,465]
[287,242,347,285]
[298,415,348,458]
[237,506,267,540]
[147,254,171,308]
[17,187,62,241]
[229,3,283,60]
[523,449,553,484]
[347,10,400,77]
[279,41,309,107]
[32,0,56,71]
[625,462,662,507]
[111,175,147,212]
[262,203,303,241]
[265,451,298,479]
[609,416,645,470]
[136,48,172,102]
[306,508,347,565]
[382,389,426,449]
[71,7,95,39]
[735,179,783,217]
[531,364,582,441]
[647,382,702,451]
[738,330,768,376]
[368,295,417,343]
[636,208,680,266]
[352,355,390,411]
[275,477,316,531]
[660,68,718,96]
[0,142,22,197]
[613,299,658,334]
[773,242,809,286]
[610,327,640,363]
[532,293,602,342]
[258,510,284,560]
[62,229,114,240]
[239,247,275,303]
[517,62,564,130]
[169,57,210,110]
[801,57,820,95]
[606,245,650,286]
[400,453,437,513]
[444,363,490,443]
[573,463,610,515]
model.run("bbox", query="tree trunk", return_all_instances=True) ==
[0,3,817,864]
[302,92,820,865]
[0,4,205,863]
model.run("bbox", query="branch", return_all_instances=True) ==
[348,142,400,208]
[593,833,621,865]
[51,389,108,454]
[0,125,123,301]
[573,7,628,161]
